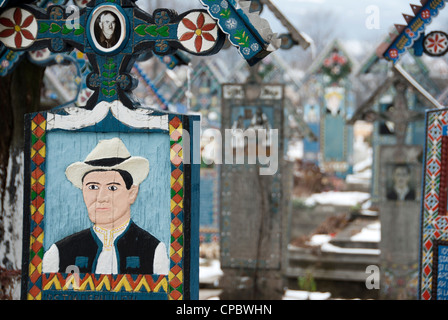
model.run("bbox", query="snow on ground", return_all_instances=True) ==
[199,259,332,300]
[283,290,331,300]
[306,234,332,246]
[304,191,370,207]
[287,140,303,160]
[320,242,380,255]
[303,233,380,255]
[200,258,223,286]
[350,221,380,242]
[346,169,371,184]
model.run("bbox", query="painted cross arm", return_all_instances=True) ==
[200,0,281,66]
[0,4,226,57]
[380,0,446,64]
[132,7,226,57]
[0,1,281,108]
[0,5,86,53]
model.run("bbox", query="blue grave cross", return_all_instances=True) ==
[0,0,278,109]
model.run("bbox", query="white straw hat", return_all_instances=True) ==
[65,137,149,189]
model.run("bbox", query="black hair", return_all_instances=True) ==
[394,164,411,174]
[82,169,133,189]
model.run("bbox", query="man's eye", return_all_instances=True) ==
[88,185,99,190]
[108,185,118,191]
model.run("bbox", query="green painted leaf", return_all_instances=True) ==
[145,25,158,37]
[104,63,116,70]
[220,9,231,18]
[135,24,146,36]
[109,89,117,96]
[61,24,72,35]
[158,25,169,37]
[74,25,85,35]
[50,23,61,33]
[102,88,109,96]
[39,22,50,33]
[102,80,116,87]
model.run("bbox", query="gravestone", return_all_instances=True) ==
[378,145,422,299]
[0,0,280,300]
[352,65,431,299]
[351,58,442,205]
[300,40,355,177]
[219,66,287,300]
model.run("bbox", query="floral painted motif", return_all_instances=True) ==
[424,31,448,56]
[28,48,51,62]
[74,0,91,8]
[320,48,352,84]
[178,12,218,53]
[0,8,37,49]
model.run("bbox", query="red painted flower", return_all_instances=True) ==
[75,0,91,6]
[389,49,398,59]
[421,9,431,20]
[425,31,448,55]
[0,8,35,48]
[179,12,217,53]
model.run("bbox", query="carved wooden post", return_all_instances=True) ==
[219,64,286,299]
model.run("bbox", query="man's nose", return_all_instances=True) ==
[97,187,110,202]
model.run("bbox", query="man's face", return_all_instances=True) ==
[82,171,138,229]
[393,167,410,189]
[100,13,116,39]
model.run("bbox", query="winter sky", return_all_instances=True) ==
[268,0,448,42]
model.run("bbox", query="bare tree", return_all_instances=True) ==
[278,8,342,71]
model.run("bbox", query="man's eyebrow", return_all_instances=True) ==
[107,182,121,185]
[85,182,99,185]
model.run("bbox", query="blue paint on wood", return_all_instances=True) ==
[188,117,201,301]
[43,131,171,254]
[437,245,448,300]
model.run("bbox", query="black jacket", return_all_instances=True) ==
[55,221,161,274]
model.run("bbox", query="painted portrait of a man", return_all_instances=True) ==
[386,164,416,201]
[42,138,170,275]
[94,11,120,49]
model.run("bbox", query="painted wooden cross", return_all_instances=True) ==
[0,0,279,109]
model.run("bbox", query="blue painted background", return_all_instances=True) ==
[43,131,171,253]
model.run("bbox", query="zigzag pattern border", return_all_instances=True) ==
[25,112,186,300]
[168,114,184,300]
[421,109,448,300]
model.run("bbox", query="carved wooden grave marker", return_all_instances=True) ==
[219,65,286,299]
[0,0,280,300]
[300,40,355,177]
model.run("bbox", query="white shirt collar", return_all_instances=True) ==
[93,219,130,248]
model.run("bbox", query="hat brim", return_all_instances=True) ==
[65,156,150,189]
